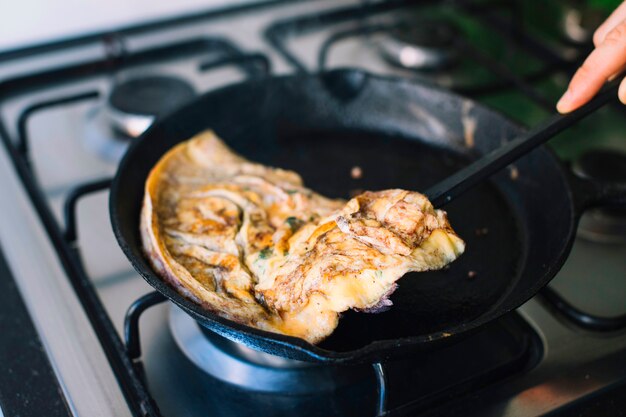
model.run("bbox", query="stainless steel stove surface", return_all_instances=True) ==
[0,1,625,417]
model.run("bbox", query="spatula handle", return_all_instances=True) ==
[426,79,622,207]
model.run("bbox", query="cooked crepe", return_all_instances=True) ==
[141,130,465,344]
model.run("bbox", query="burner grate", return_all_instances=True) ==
[0,2,623,416]
[264,1,580,105]
[122,290,541,417]
[12,37,268,165]
[0,34,272,417]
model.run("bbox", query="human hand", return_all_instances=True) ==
[557,1,626,113]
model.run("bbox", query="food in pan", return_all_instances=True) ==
[141,130,465,344]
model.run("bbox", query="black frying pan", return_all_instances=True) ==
[110,69,626,364]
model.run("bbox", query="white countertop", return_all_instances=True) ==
[0,0,261,52]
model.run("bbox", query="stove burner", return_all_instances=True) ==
[375,21,457,71]
[107,74,196,138]
[82,107,129,163]
[83,74,196,162]
[168,306,369,393]
[573,149,626,243]
[562,6,606,44]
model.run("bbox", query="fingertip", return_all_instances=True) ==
[556,106,573,114]
[556,90,574,113]
[619,78,626,104]
[593,27,605,47]
[556,103,570,114]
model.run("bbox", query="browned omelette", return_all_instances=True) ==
[141,130,465,344]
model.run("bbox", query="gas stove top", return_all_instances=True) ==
[0,1,625,416]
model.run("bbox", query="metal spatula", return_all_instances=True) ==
[426,80,622,207]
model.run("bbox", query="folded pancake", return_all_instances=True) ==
[141,130,465,344]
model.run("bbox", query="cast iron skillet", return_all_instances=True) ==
[110,69,626,364]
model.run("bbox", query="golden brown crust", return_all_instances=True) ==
[141,130,465,343]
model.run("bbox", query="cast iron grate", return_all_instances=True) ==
[264,0,578,105]
[0,33,271,417]
[0,2,623,417]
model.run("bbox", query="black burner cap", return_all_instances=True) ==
[108,74,196,117]
[391,21,456,48]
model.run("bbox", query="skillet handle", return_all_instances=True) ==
[540,152,626,332]
[569,173,626,212]
[567,150,626,213]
